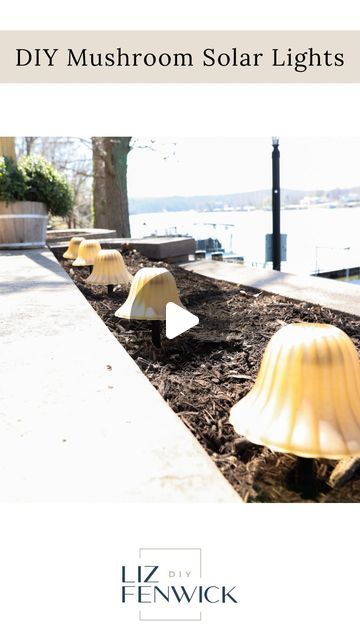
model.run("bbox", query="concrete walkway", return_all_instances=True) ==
[181,262,360,316]
[0,250,239,502]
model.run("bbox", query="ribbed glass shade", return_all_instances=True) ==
[229,323,360,459]
[115,267,183,320]
[63,236,84,260]
[73,239,101,266]
[85,249,132,285]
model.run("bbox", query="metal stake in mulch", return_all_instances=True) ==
[114,266,186,348]
[72,239,102,274]
[229,323,360,497]
[85,249,133,295]
[62,236,84,260]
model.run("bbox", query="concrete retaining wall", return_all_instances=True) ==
[0,249,239,502]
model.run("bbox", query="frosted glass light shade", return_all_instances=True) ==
[72,239,101,266]
[115,267,183,320]
[229,323,360,459]
[85,249,132,285]
[63,236,84,260]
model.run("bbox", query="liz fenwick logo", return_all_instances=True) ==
[121,548,239,622]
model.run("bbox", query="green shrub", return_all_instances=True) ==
[19,155,74,217]
[0,156,26,202]
[0,154,74,218]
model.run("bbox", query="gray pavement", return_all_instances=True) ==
[181,261,360,316]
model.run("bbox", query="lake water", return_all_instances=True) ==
[130,206,360,276]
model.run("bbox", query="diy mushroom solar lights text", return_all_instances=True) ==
[229,323,360,496]
[114,266,185,348]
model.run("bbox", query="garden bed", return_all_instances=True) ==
[59,249,360,503]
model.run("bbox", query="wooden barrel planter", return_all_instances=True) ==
[0,201,48,249]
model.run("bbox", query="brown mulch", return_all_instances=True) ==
[58,248,360,503]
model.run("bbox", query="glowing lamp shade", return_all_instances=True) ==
[85,249,132,285]
[63,236,84,260]
[115,267,183,320]
[72,239,101,266]
[229,323,360,460]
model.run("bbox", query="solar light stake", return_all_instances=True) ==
[294,457,316,495]
[151,320,162,348]
[272,136,281,271]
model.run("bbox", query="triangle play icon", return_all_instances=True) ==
[165,302,199,339]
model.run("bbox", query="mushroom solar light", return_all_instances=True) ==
[114,267,184,347]
[115,267,183,320]
[85,249,132,294]
[63,236,84,260]
[72,239,101,268]
[229,323,360,461]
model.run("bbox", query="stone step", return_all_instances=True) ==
[50,236,196,263]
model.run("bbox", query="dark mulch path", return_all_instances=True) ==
[59,248,360,503]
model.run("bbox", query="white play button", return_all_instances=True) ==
[165,302,199,339]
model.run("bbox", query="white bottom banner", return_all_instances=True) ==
[0,503,358,639]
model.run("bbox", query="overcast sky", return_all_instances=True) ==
[127,137,360,197]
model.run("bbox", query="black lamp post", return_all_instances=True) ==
[272,136,281,271]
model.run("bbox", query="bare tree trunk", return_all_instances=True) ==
[92,136,132,236]
[24,137,37,156]
[103,136,131,237]
[92,138,108,229]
